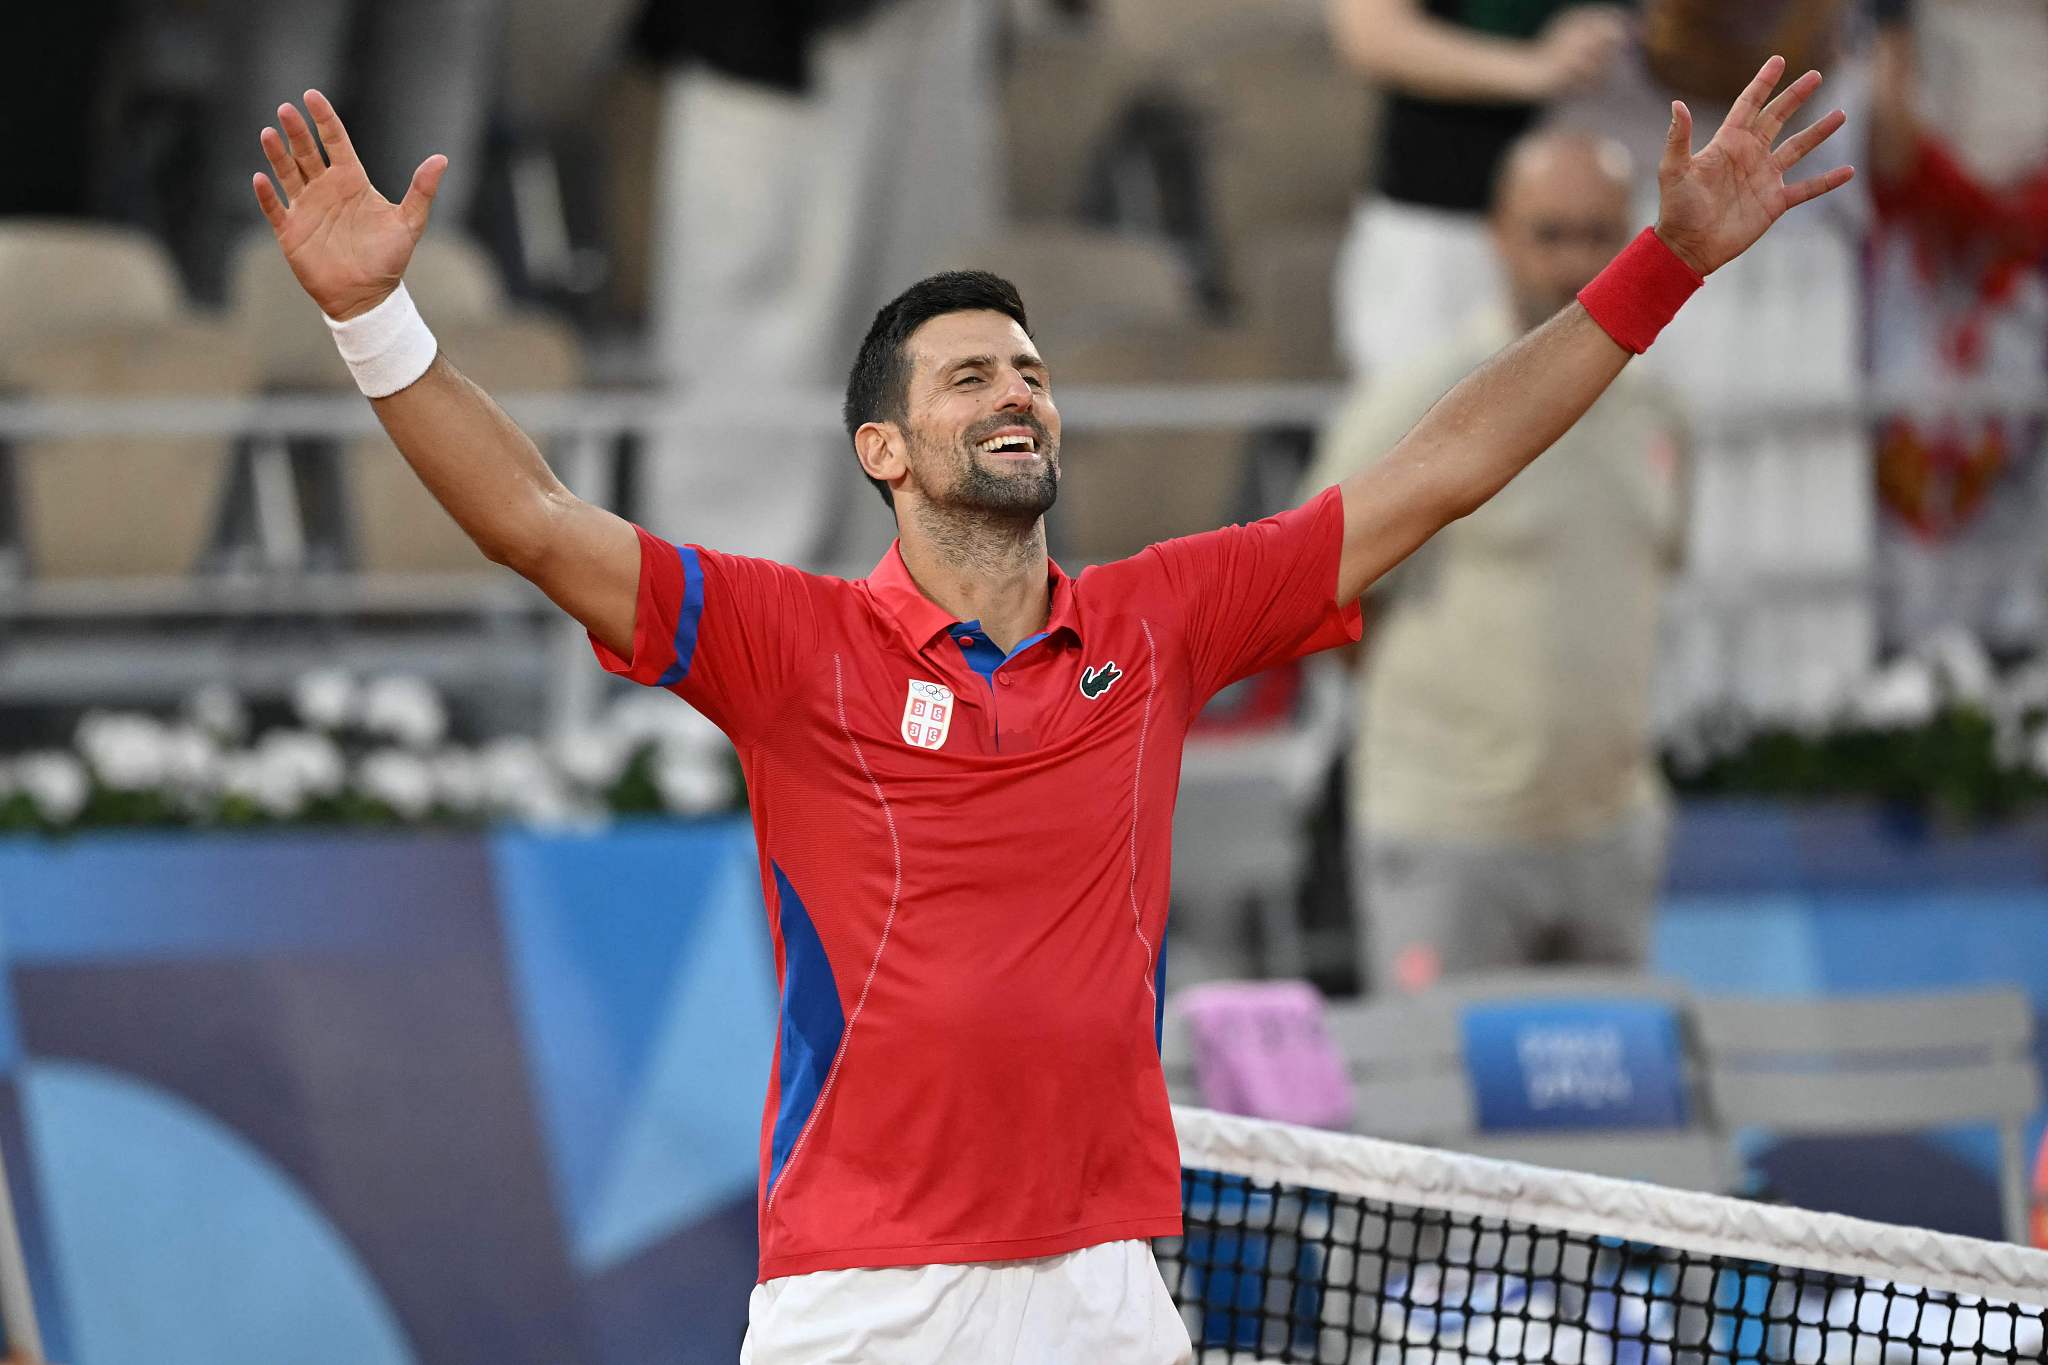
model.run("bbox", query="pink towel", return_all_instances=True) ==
[1176,980,1354,1130]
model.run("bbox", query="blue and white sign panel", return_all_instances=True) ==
[1460,1000,1689,1131]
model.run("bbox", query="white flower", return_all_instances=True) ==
[16,752,89,824]
[159,725,222,791]
[2000,659,2048,714]
[293,669,359,732]
[474,737,587,827]
[429,748,488,813]
[220,753,304,818]
[75,712,172,791]
[256,730,347,799]
[654,742,736,816]
[359,674,447,749]
[184,684,250,744]
[505,782,589,830]
[1921,627,1994,706]
[1854,660,1939,729]
[477,737,555,811]
[356,749,437,819]
[550,728,631,792]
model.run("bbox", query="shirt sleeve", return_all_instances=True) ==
[587,523,813,742]
[1138,485,1363,706]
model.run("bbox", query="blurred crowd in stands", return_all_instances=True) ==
[8,0,2038,614]
[4,0,2047,992]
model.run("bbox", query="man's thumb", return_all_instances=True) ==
[398,155,449,235]
[1661,102,1693,177]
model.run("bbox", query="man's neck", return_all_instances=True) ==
[896,505,1051,653]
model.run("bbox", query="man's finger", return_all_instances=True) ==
[1756,69,1823,144]
[260,127,304,196]
[303,89,360,170]
[397,155,449,236]
[252,174,289,233]
[1659,101,1694,180]
[278,102,326,182]
[1782,164,1856,211]
[1724,54,1787,133]
[1773,108,1847,173]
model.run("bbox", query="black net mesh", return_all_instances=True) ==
[1158,1167,2047,1365]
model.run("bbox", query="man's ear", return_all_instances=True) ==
[855,421,906,488]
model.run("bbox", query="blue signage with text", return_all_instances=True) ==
[1461,1000,1690,1131]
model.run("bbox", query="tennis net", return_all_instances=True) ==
[1163,1106,2047,1364]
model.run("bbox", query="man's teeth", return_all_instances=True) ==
[978,435,1035,453]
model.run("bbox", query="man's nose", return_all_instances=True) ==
[993,370,1033,410]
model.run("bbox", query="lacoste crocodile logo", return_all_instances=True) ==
[1079,662,1123,700]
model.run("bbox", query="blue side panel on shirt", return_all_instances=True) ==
[656,545,707,687]
[1153,929,1170,1050]
[767,861,845,1194]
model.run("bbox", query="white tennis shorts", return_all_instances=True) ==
[738,1239,1195,1364]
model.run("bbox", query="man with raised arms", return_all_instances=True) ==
[251,61,1850,1362]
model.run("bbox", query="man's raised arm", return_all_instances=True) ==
[1328,57,1854,604]
[253,91,640,656]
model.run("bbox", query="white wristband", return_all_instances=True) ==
[323,284,439,398]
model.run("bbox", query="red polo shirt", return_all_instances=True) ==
[591,487,1360,1280]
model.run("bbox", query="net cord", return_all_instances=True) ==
[1172,1105,2048,1308]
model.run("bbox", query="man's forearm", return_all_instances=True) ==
[1335,304,1629,600]
[368,354,573,571]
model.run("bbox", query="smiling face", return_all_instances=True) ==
[858,309,1063,520]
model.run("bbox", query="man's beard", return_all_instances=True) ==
[913,424,1059,519]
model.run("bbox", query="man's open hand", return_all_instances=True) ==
[1653,55,1854,277]
[252,91,447,321]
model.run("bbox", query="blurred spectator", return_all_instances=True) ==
[1864,0,2048,655]
[1303,131,1688,993]
[193,0,507,298]
[636,0,1000,567]
[0,2,124,216]
[1558,0,1873,721]
[1325,0,1630,377]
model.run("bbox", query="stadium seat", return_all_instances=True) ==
[227,227,514,390]
[0,221,184,336]
[1170,44,1379,262]
[347,318,584,575]
[1236,225,1349,380]
[0,221,251,579]
[1322,969,1738,1192]
[939,225,1200,350]
[1693,988,2042,1243]
[1169,658,1351,985]
[1051,324,1285,564]
[227,228,584,575]
[1001,31,1151,220]
[1097,0,1328,62]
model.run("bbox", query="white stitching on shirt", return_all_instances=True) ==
[768,652,905,1215]
[1126,619,1160,1005]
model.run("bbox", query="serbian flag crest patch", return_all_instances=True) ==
[901,679,954,750]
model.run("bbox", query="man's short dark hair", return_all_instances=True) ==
[843,271,1031,508]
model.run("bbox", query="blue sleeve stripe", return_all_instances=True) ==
[655,545,706,688]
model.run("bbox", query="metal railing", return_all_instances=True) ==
[0,384,2039,736]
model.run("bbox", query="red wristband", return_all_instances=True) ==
[1577,227,1704,354]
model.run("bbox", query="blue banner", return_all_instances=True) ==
[1462,1000,1690,1131]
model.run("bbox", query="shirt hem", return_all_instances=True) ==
[757,1214,1185,1283]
